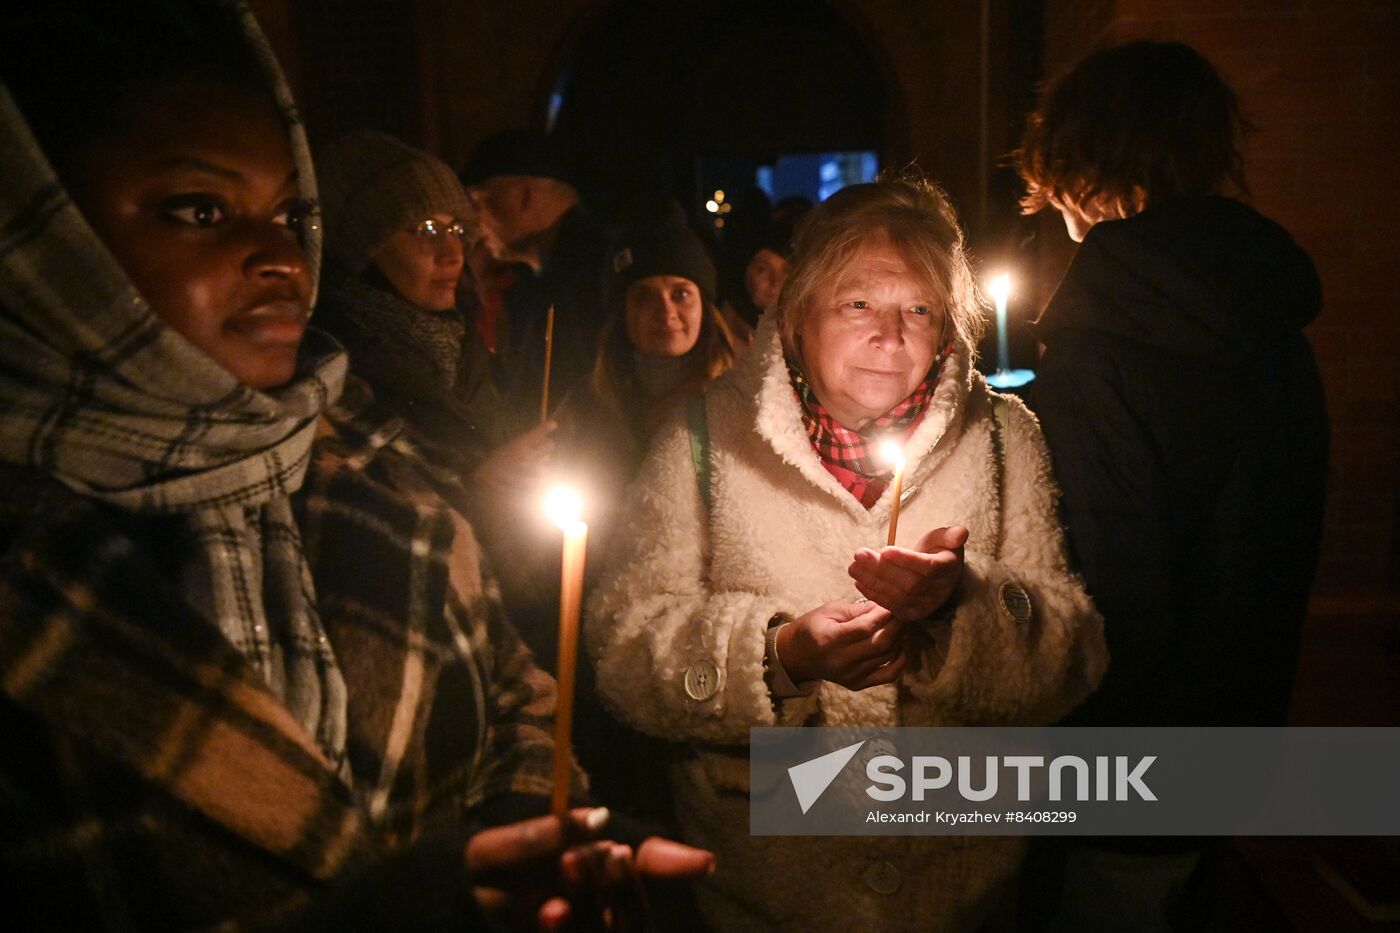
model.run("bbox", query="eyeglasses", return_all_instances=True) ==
[408,218,470,253]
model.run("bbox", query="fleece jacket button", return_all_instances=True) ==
[862,859,902,895]
[684,659,721,701]
[997,581,1033,623]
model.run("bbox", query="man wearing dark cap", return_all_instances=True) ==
[461,127,610,420]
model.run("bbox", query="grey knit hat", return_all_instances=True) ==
[316,130,473,274]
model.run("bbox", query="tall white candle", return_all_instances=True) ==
[989,273,1012,374]
[544,484,587,819]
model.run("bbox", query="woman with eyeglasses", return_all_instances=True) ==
[316,130,515,446]
[314,132,560,649]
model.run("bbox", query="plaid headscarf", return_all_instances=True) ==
[0,6,351,766]
[788,357,943,509]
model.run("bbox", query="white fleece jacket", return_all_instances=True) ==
[586,312,1106,932]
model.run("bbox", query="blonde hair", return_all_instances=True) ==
[775,173,985,364]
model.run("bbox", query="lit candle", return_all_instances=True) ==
[544,483,587,819]
[984,272,1036,390]
[989,273,1012,375]
[880,440,907,547]
[540,304,556,425]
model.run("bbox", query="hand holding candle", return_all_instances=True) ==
[880,439,907,546]
[543,483,587,819]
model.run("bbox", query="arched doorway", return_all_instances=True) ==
[547,0,896,225]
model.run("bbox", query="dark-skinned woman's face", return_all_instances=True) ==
[65,83,315,390]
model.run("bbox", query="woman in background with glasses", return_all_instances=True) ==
[314,131,558,653]
[316,130,525,449]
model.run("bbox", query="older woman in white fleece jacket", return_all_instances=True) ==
[585,175,1106,933]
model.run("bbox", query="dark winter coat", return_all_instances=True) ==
[1027,195,1328,726]
[494,206,610,417]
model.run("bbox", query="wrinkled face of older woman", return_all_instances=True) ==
[624,275,704,358]
[65,84,314,390]
[373,213,467,312]
[799,234,944,431]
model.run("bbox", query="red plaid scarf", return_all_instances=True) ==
[788,358,942,508]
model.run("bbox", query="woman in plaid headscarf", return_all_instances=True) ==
[586,175,1107,932]
[0,2,709,929]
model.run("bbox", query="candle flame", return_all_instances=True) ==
[544,484,586,532]
[879,439,906,469]
[988,273,1012,305]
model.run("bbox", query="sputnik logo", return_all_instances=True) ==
[788,740,866,814]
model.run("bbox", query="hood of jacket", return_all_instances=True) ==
[1035,196,1320,363]
[0,4,344,502]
